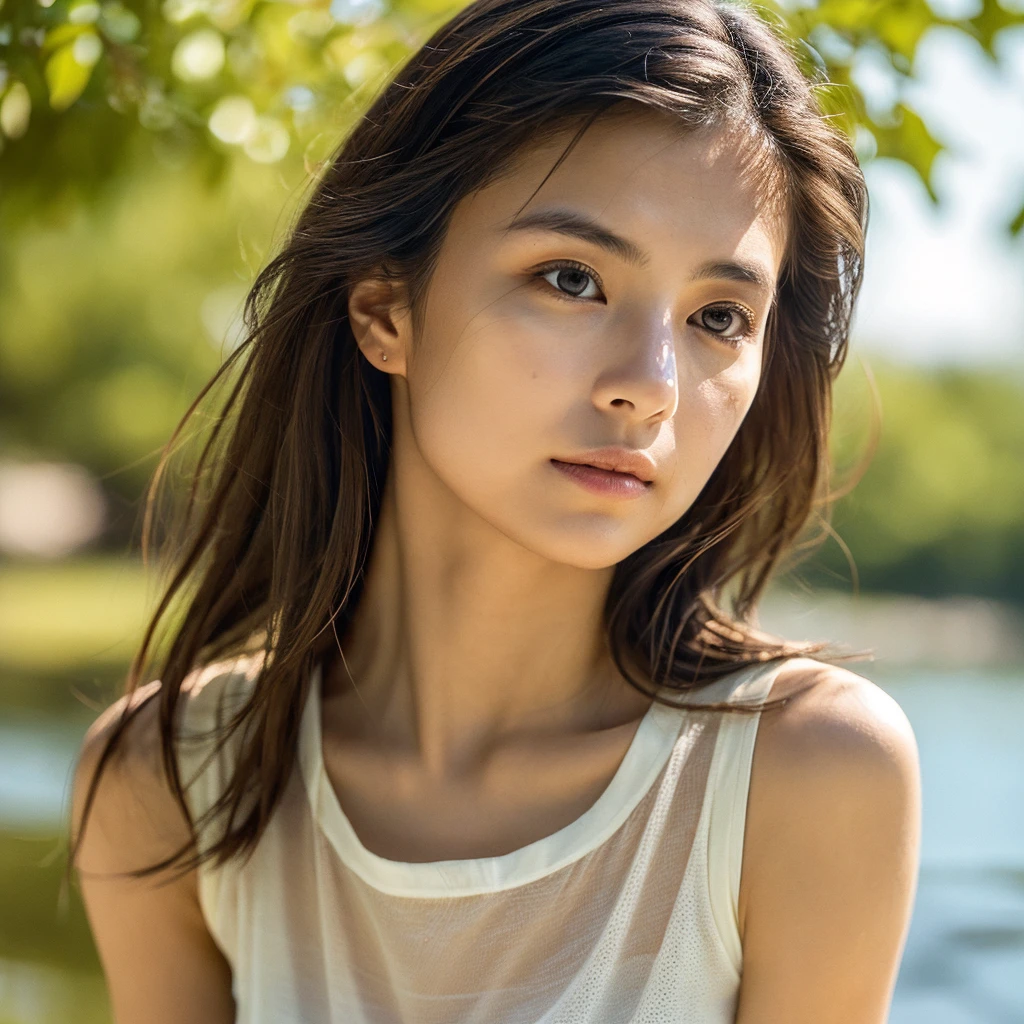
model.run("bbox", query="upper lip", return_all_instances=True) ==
[554,447,656,484]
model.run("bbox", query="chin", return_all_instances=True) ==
[514,515,653,570]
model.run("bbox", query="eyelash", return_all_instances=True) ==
[530,259,758,348]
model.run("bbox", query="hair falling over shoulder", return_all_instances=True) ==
[68,0,868,883]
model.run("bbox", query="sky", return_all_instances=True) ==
[851,23,1024,366]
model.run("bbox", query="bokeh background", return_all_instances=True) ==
[1,0,1023,1021]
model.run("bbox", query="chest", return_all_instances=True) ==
[318,719,645,863]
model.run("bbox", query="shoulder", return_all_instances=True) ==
[733,657,922,1016]
[71,665,243,1022]
[733,655,925,1015]
[75,652,262,788]
[72,674,187,880]
[755,656,920,789]
[739,658,921,907]
[71,653,263,875]
[737,657,922,924]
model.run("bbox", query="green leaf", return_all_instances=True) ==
[44,42,95,112]
[872,103,943,203]
[873,0,935,62]
[968,0,1023,58]
[42,23,90,55]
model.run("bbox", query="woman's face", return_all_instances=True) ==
[379,111,786,569]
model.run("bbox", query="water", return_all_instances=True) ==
[0,718,86,830]
[894,869,1024,1023]
[1,668,1021,1022]
[880,670,1024,871]
[878,669,1024,1024]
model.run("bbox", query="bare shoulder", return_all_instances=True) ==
[72,661,246,1023]
[734,657,922,1024]
[756,656,919,787]
[72,652,262,873]
[72,678,175,865]
[745,656,921,871]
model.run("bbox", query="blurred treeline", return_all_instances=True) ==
[821,362,1024,603]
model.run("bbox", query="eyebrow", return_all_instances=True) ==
[501,208,776,296]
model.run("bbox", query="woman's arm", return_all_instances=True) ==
[735,662,922,1024]
[71,685,236,1024]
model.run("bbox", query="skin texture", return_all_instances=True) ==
[331,110,784,776]
[73,109,921,1023]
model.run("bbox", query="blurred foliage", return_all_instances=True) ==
[1,0,1023,605]
[0,830,101,976]
[0,829,110,1024]
[0,154,293,519]
[786,0,1024,219]
[0,0,456,226]
[0,557,153,672]
[1,0,1024,234]
[808,359,1024,603]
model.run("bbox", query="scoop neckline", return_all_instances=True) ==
[296,661,688,898]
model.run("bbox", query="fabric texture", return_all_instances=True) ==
[175,655,786,1024]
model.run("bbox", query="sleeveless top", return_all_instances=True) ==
[174,655,787,1024]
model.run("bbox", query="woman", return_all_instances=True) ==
[70,1,921,1021]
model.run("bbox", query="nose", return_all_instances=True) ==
[591,311,678,424]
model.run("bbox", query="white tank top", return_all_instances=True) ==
[174,655,785,1024]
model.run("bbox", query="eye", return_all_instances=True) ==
[533,260,604,302]
[690,302,756,346]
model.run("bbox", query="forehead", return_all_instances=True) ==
[454,108,789,275]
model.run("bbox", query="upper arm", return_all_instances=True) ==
[735,661,922,1024]
[71,683,236,1024]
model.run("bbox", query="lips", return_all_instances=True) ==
[567,461,647,484]
[574,460,648,483]
[553,448,656,484]
[550,458,651,498]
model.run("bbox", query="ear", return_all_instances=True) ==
[347,276,413,376]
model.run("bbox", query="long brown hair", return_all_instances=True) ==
[70,0,868,881]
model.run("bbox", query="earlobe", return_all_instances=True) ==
[347,277,411,374]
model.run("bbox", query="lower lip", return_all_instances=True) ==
[550,459,651,498]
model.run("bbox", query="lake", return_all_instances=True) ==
[1,665,1021,1023]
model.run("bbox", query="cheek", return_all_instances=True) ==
[672,350,761,476]
[408,271,597,445]
[404,302,567,492]
[407,343,507,487]
[698,361,760,427]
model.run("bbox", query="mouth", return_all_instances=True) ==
[552,459,649,482]
[551,447,656,482]
[549,458,653,498]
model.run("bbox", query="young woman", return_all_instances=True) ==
[70,1,921,1021]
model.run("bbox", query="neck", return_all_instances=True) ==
[326,438,632,779]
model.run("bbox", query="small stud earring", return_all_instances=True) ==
[381,352,388,362]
